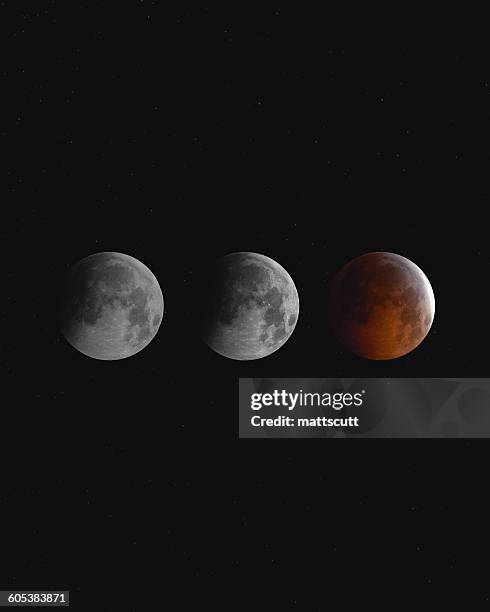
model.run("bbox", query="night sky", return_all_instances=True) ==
[2,5,490,608]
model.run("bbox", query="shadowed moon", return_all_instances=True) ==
[328,252,435,360]
[60,252,164,360]
[201,252,299,360]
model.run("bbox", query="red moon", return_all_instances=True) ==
[329,252,435,360]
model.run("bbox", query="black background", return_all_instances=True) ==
[2,5,490,609]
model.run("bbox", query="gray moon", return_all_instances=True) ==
[60,252,164,360]
[201,252,299,360]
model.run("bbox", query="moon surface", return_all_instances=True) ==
[60,252,164,360]
[328,252,435,360]
[201,252,299,360]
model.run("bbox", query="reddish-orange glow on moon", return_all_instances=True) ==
[329,252,435,360]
